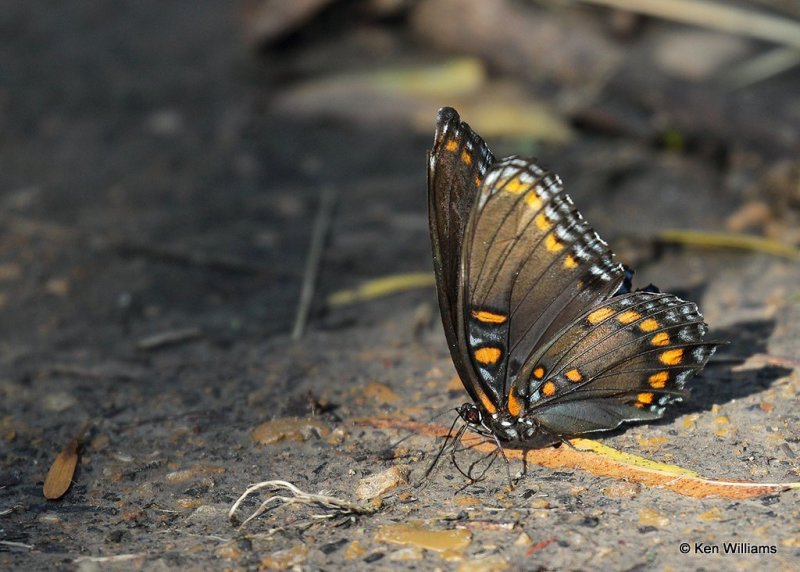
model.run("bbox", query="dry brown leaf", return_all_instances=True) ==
[43,422,89,500]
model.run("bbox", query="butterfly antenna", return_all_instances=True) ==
[388,406,458,460]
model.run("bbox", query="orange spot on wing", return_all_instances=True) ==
[535,213,551,231]
[474,347,502,365]
[545,234,563,252]
[525,190,542,208]
[637,392,654,404]
[660,349,684,366]
[461,149,472,165]
[563,255,578,269]
[504,177,527,194]
[477,389,497,415]
[565,368,582,382]
[445,139,458,152]
[651,332,670,346]
[471,310,507,324]
[507,392,523,417]
[639,318,659,332]
[533,366,545,379]
[542,381,557,397]
[588,307,614,325]
[648,371,669,388]
[617,310,641,325]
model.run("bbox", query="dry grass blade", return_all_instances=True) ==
[358,418,800,499]
[327,272,435,307]
[578,0,800,49]
[228,480,377,529]
[136,327,203,351]
[0,540,33,550]
[73,554,146,564]
[722,46,800,89]
[657,229,800,261]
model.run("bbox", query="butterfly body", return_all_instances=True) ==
[428,107,716,448]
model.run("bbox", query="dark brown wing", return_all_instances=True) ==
[508,292,716,435]
[427,107,495,413]
[461,157,625,403]
[428,109,717,441]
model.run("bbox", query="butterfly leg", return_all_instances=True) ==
[487,431,515,487]
[465,446,499,482]
[421,413,465,482]
[557,434,579,450]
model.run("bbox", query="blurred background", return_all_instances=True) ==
[2,0,799,346]
[2,0,800,568]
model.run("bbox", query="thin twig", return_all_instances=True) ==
[155,530,231,543]
[0,540,32,550]
[136,327,203,351]
[73,554,146,563]
[228,479,376,529]
[292,187,336,341]
[578,0,800,49]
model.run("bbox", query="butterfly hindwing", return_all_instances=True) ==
[531,400,665,436]
[507,292,716,434]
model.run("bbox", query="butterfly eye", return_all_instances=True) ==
[458,404,482,425]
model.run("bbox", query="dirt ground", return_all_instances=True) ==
[2,1,800,570]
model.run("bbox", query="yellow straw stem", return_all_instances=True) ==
[658,229,800,262]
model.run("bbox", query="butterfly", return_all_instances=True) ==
[427,107,717,452]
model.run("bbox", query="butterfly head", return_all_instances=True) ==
[457,402,483,426]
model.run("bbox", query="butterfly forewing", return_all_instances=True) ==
[462,157,625,401]
[428,107,497,412]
